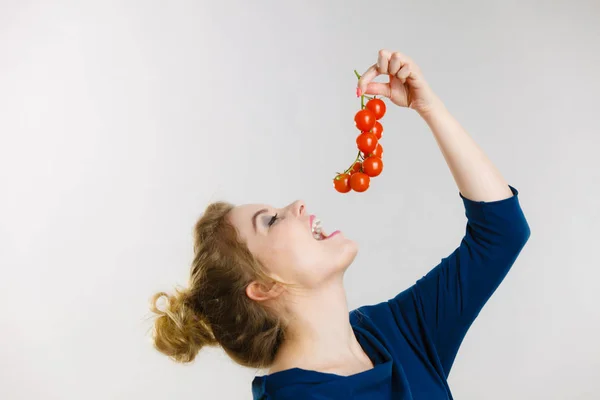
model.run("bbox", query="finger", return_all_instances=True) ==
[357,63,380,95]
[388,52,408,76]
[396,64,411,84]
[363,82,391,98]
[377,49,392,74]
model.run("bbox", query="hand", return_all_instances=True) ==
[357,49,442,116]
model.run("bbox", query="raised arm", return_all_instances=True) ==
[358,50,531,376]
[357,49,512,203]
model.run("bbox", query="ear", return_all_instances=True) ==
[246,280,285,302]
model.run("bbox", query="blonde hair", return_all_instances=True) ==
[149,201,287,368]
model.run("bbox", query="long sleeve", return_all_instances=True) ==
[388,184,531,377]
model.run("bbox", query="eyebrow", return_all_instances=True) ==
[252,208,269,233]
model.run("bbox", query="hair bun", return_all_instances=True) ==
[149,289,215,363]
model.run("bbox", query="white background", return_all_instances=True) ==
[1,1,599,399]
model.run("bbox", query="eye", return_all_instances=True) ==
[268,213,280,227]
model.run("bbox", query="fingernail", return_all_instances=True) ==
[356,87,362,97]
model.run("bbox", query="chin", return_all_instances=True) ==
[334,237,359,272]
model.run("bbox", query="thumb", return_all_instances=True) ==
[363,82,391,98]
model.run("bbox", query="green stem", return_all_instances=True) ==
[338,150,363,176]
[355,69,370,107]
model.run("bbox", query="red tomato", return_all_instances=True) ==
[370,143,384,158]
[333,174,351,193]
[350,161,362,175]
[371,121,383,140]
[354,109,376,131]
[363,156,383,177]
[350,172,370,192]
[356,132,377,154]
[366,98,386,120]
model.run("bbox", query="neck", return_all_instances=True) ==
[270,277,369,373]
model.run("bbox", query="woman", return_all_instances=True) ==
[149,49,531,399]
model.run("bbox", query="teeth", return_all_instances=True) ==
[312,218,321,232]
[312,218,324,240]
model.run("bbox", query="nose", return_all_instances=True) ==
[290,200,305,217]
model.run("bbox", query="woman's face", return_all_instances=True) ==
[228,200,358,290]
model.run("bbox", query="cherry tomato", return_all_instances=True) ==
[366,98,386,120]
[370,143,384,158]
[363,156,383,177]
[333,173,351,193]
[350,161,362,175]
[350,172,370,192]
[354,109,376,131]
[371,121,383,140]
[356,132,377,154]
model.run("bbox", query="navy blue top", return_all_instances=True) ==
[252,185,531,399]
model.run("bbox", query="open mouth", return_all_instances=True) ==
[310,215,341,241]
[311,216,327,240]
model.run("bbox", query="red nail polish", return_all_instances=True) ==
[356,87,362,97]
